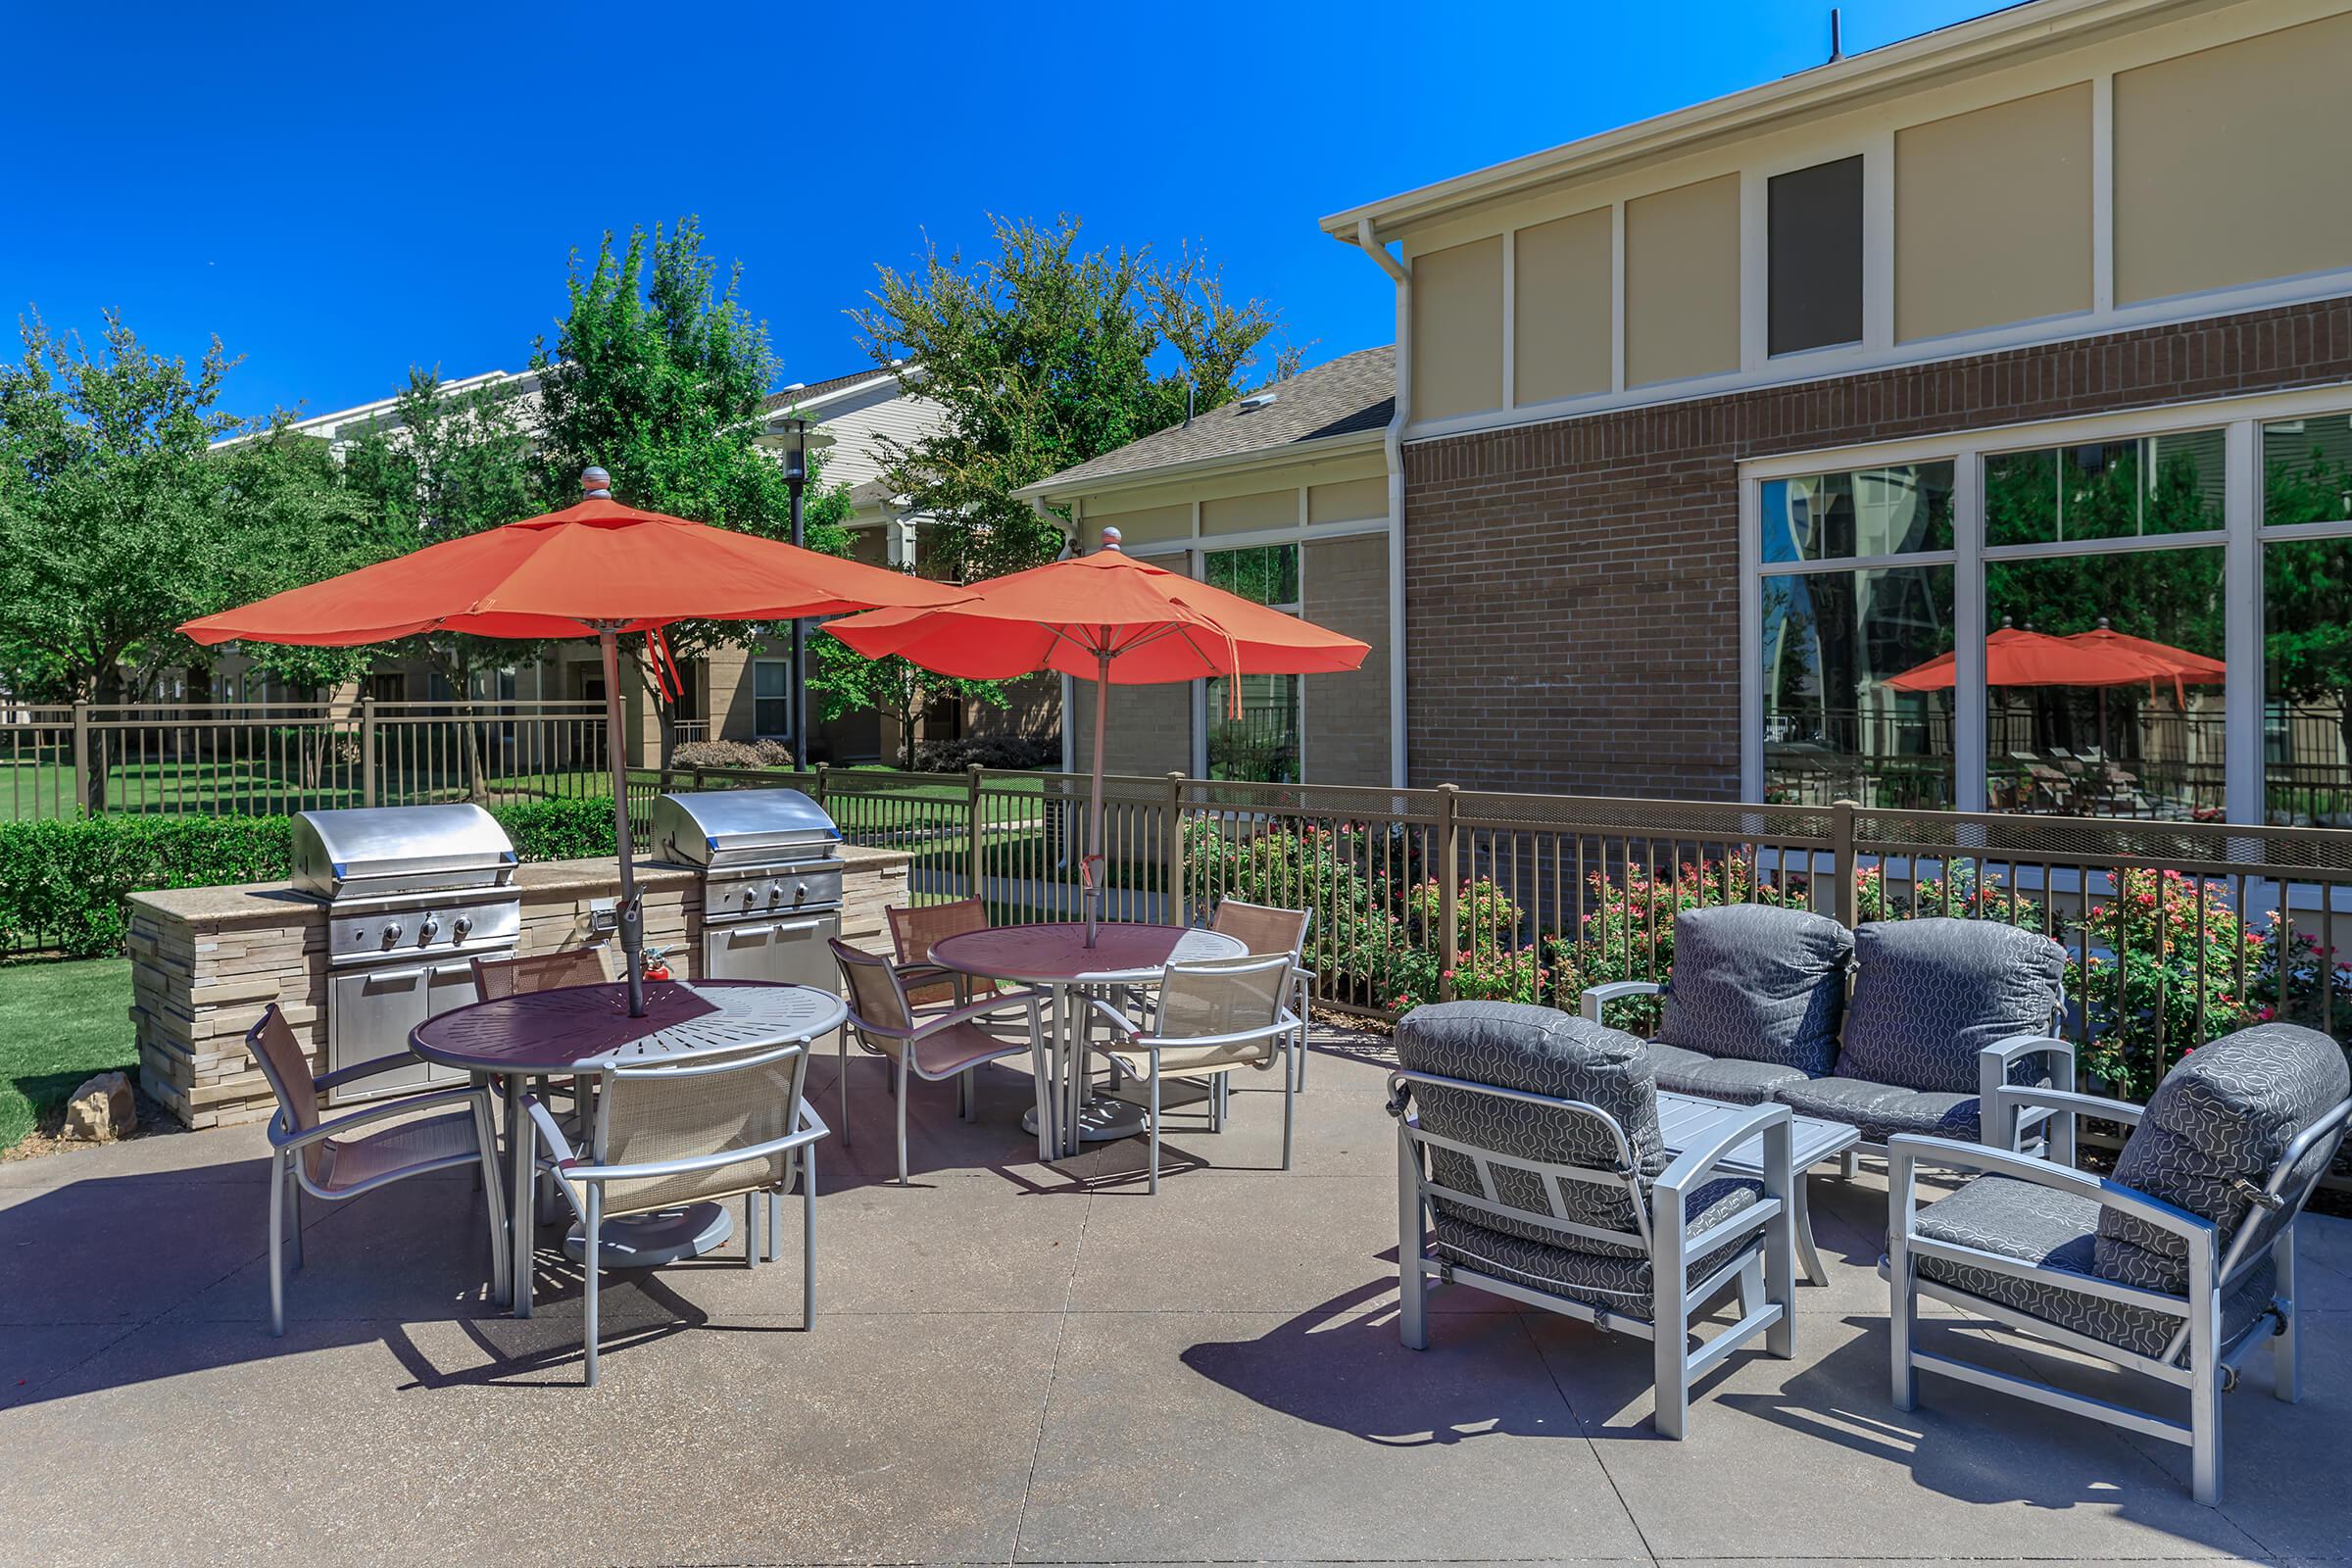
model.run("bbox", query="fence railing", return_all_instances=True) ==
[3,699,616,820]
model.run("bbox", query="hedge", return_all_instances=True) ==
[0,798,631,959]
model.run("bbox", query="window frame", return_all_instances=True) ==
[751,658,793,741]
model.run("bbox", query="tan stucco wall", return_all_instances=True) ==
[1307,474,1388,525]
[1896,82,2093,342]
[1091,499,1190,548]
[1200,487,1299,536]
[2115,10,2352,305]
[1409,234,1504,420]
[1625,174,1740,387]
[1512,206,1613,405]
[1302,533,1391,786]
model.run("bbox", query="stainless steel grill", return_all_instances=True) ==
[292,805,521,1102]
[651,789,844,988]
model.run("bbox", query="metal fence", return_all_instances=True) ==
[2,699,616,819]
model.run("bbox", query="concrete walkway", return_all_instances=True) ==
[2,1024,2347,1568]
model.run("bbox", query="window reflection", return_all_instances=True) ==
[1761,462,1953,563]
[1985,430,2224,546]
[1761,564,1955,808]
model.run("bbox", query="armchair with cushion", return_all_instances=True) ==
[1392,1001,1794,1439]
[1887,1020,2352,1504]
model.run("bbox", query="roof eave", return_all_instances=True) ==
[1016,425,1388,505]
[1319,0,2201,242]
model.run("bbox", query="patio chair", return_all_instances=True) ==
[1209,899,1315,1090]
[885,899,998,1013]
[1887,1020,2352,1504]
[1391,1002,1794,1438]
[472,946,613,1126]
[524,1036,830,1386]
[1585,911,2073,1159]
[1088,954,1301,1192]
[831,939,1048,1183]
[244,1004,507,1336]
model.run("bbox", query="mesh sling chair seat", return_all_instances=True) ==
[1088,953,1302,1193]
[243,1004,508,1336]
[525,1037,830,1386]
[831,939,1048,1183]
[1209,899,1314,1091]
[886,899,1000,1013]
[1392,1002,1795,1439]
[1886,1021,2352,1505]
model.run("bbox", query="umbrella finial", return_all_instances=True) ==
[1098,526,1123,553]
[580,466,612,500]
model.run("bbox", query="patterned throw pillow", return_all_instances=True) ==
[1836,918,2066,1095]
[1396,1002,1664,1253]
[2094,1022,2351,1295]
[1655,904,1852,1076]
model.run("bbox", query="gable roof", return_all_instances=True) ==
[760,368,906,415]
[1019,345,1395,497]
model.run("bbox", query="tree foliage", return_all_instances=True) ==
[853,214,1298,582]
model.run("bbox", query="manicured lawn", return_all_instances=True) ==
[2,758,614,820]
[0,958,135,1152]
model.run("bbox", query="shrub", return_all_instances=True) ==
[910,734,1061,772]
[673,739,795,770]
[494,797,624,862]
[1575,856,1805,1033]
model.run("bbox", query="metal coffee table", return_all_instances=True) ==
[1657,1090,1859,1286]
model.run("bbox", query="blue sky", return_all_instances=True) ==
[3,0,1996,424]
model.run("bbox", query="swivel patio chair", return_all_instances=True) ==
[1887,1020,2352,1504]
[885,898,999,1014]
[1209,898,1314,1090]
[831,939,1048,1182]
[243,1004,508,1336]
[1585,908,2074,1159]
[1089,954,1301,1192]
[525,1036,830,1386]
[1391,1001,1795,1438]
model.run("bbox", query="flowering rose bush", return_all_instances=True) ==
[1574,856,1804,1032]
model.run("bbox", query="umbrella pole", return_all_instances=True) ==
[599,626,648,1017]
[1086,653,1107,948]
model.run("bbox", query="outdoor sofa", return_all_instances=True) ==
[1391,1001,1796,1438]
[1888,1019,2352,1504]
[1583,906,2074,1157]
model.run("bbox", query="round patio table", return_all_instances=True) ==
[927,922,1245,1159]
[411,977,846,1318]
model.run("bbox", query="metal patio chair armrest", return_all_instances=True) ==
[856,986,1046,1042]
[1580,980,1661,1024]
[1977,1032,2079,1150]
[1990,1082,2146,1155]
[564,1119,830,1189]
[1884,1133,2219,1249]
[312,1053,444,1093]
[1087,996,1143,1041]
[1125,1016,1302,1054]
[269,1083,490,1152]
[523,1095,591,1225]
[1655,1101,1794,1257]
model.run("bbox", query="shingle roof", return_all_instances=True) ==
[760,368,900,414]
[1022,345,1395,494]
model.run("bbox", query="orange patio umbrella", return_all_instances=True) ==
[826,527,1370,944]
[2067,618,2226,706]
[181,468,970,1014]
[1883,624,2175,693]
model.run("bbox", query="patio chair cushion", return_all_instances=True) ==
[1913,1174,2277,1364]
[1836,919,2066,1096]
[1643,1042,1813,1106]
[2095,1022,2351,1295]
[1654,905,1851,1076]
[1777,1077,1981,1145]
[1431,1178,1763,1321]
[1396,1002,1663,1255]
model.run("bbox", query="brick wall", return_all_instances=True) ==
[1404,295,2352,797]
[1303,533,1392,785]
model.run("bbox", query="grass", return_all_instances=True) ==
[2,758,621,821]
[0,958,135,1152]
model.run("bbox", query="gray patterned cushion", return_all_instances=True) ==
[1777,1076,1982,1144]
[1644,1041,1813,1105]
[2095,1023,2352,1295]
[1837,918,2066,1095]
[1396,1002,1662,1255]
[1656,905,1852,1075]
[1432,1177,1762,1321]
[1914,1174,2277,1363]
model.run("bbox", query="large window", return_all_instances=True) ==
[2263,413,2352,824]
[1204,545,1300,783]
[1759,462,1955,807]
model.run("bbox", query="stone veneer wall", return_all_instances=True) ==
[1402,295,2352,797]
[126,843,910,1130]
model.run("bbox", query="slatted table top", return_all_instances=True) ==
[410,979,846,1076]
[928,922,1246,987]
[1656,1089,1861,1173]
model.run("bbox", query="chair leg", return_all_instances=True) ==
[1397,1134,1427,1351]
[802,1144,818,1328]
[746,1193,760,1268]
[1840,1150,1859,1180]
[895,1054,912,1185]
[1148,1065,1162,1195]
[285,1161,304,1271]
[1653,1298,1690,1441]
[268,1151,287,1338]
[839,1027,852,1151]
[583,1187,602,1389]
[769,1179,784,1268]
[1889,1250,1919,1411]
[473,1098,509,1304]
[2274,1224,2301,1403]
[1281,1059,1296,1172]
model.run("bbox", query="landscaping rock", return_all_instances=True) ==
[62,1072,136,1142]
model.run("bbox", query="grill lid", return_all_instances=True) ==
[292,804,519,901]
[651,788,841,870]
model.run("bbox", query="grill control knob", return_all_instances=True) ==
[794,881,808,903]
[380,922,403,945]
[417,916,441,943]
[766,885,784,906]
[453,914,472,939]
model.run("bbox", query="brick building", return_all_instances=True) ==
[1324,0,2352,825]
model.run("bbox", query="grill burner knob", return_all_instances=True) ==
[380,922,402,945]
[417,916,441,943]
[766,885,783,906]
[453,914,472,939]
[794,881,808,903]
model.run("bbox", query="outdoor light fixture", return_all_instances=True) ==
[760,415,835,768]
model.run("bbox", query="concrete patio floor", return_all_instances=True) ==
[3,1023,2348,1568]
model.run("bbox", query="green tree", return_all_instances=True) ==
[853,214,1298,582]
[2260,439,2352,807]
[530,219,846,763]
